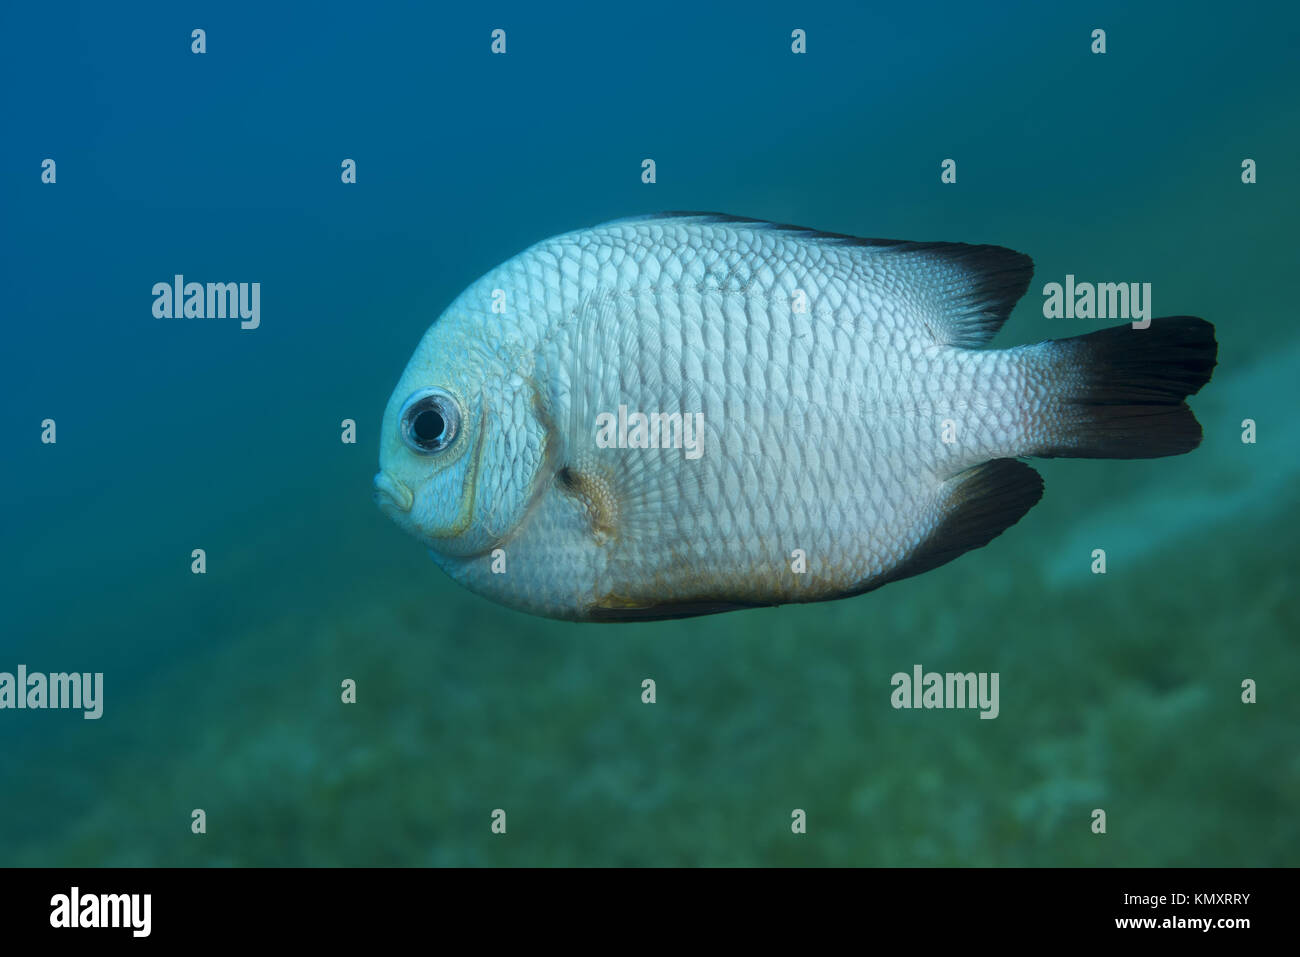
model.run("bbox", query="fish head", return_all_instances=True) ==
[375,300,551,559]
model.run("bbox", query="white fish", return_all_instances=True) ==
[375,214,1216,621]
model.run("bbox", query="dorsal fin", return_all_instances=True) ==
[592,212,1034,348]
[882,242,1034,348]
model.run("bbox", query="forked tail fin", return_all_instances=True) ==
[1036,317,1218,459]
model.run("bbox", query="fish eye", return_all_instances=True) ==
[399,388,461,454]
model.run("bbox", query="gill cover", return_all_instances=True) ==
[381,321,552,559]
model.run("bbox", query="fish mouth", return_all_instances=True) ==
[373,471,413,513]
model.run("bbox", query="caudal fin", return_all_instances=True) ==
[1038,316,1218,459]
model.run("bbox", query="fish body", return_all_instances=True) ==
[375,214,1216,621]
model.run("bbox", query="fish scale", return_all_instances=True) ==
[375,213,1217,621]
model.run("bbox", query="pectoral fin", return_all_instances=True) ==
[542,287,713,547]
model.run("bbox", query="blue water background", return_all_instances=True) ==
[0,0,1296,865]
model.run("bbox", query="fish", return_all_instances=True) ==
[374,213,1217,622]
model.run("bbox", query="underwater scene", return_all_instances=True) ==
[1,0,1296,866]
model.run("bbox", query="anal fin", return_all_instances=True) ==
[879,458,1044,589]
[588,595,775,623]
